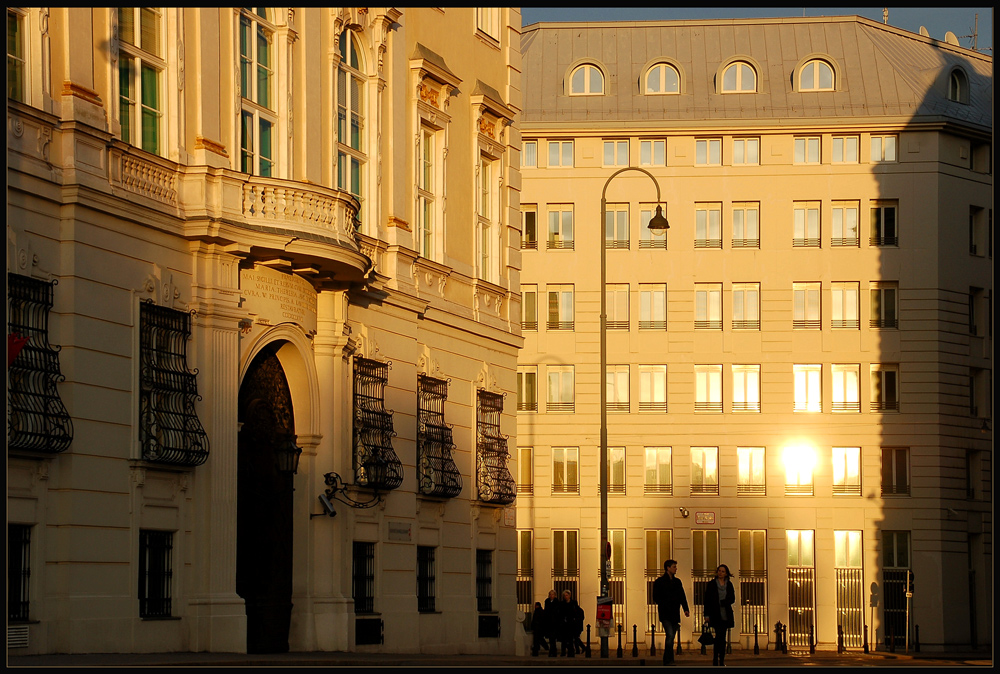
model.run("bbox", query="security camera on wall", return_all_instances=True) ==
[318,493,337,517]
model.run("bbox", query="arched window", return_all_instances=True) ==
[240,8,276,176]
[645,63,679,94]
[569,64,603,95]
[948,69,969,103]
[721,61,756,92]
[800,59,834,91]
[337,29,366,199]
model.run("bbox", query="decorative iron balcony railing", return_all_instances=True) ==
[353,358,403,491]
[417,375,462,499]
[476,390,515,506]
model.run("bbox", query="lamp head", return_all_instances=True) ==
[647,204,669,234]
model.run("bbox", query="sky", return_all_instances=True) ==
[520,7,993,52]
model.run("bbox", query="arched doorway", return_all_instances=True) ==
[237,344,296,653]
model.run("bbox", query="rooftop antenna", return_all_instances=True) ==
[958,13,985,52]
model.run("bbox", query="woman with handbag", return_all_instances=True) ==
[702,564,736,666]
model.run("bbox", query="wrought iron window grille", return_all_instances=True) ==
[476,390,515,506]
[353,358,403,492]
[417,375,462,498]
[138,301,209,467]
[7,274,74,454]
[8,524,31,622]
[138,530,173,618]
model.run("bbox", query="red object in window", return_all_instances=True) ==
[8,333,29,367]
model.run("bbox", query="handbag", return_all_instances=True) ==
[698,622,714,646]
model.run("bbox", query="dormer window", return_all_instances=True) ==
[645,63,679,94]
[569,64,604,95]
[721,61,756,93]
[800,59,835,91]
[948,68,969,104]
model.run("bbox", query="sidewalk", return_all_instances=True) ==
[8,646,993,668]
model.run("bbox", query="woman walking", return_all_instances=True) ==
[702,564,735,666]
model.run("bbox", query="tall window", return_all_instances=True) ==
[477,155,499,283]
[416,375,461,498]
[691,447,719,495]
[833,447,861,496]
[870,202,898,246]
[7,9,26,102]
[241,8,276,176]
[139,302,210,466]
[832,202,860,247]
[732,202,760,248]
[607,448,626,494]
[644,447,672,494]
[638,365,667,412]
[831,282,859,329]
[517,447,533,495]
[475,7,500,40]
[547,206,574,249]
[336,28,366,196]
[696,138,721,166]
[870,134,897,162]
[546,365,575,413]
[786,530,816,646]
[416,126,439,260]
[118,8,164,155]
[417,546,436,613]
[522,206,537,250]
[569,64,603,95]
[552,530,579,598]
[640,139,666,166]
[640,205,668,249]
[793,202,821,247]
[547,141,574,167]
[645,63,679,94]
[138,529,173,618]
[695,283,722,330]
[881,447,910,496]
[881,530,910,646]
[606,365,629,412]
[352,541,376,614]
[787,530,815,567]
[784,448,815,495]
[516,530,533,612]
[639,284,666,329]
[695,203,722,248]
[833,136,859,163]
[799,59,834,90]
[694,365,722,413]
[832,364,861,413]
[870,364,899,412]
[691,530,719,629]
[870,283,898,329]
[547,284,574,330]
[732,365,761,412]
[475,550,493,612]
[738,530,767,635]
[8,524,30,622]
[605,205,629,249]
[732,138,759,165]
[521,140,537,168]
[732,283,760,330]
[521,285,537,330]
[721,61,756,92]
[793,283,821,329]
[603,139,628,167]
[737,447,765,495]
[645,530,673,631]
[606,284,629,329]
[793,364,822,412]
[794,137,821,164]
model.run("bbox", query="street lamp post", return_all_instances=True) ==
[599,167,668,658]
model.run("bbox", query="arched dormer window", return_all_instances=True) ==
[569,63,604,95]
[948,68,969,104]
[721,61,756,93]
[799,59,835,91]
[645,63,679,94]
[336,28,366,199]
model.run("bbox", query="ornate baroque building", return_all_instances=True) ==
[7,7,523,655]
[515,16,991,651]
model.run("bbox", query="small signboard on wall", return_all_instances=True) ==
[695,511,716,525]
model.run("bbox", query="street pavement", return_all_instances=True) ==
[7,646,993,668]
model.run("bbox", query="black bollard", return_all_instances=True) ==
[773,621,782,652]
[616,623,624,658]
[837,625,844,654]
[650,623,657,657]
[914,624,919,652]
[632,624,639,657]
[753,624,760,655]
[809,624,815,654]
[781,624,788,654]
[585,624,592,658]
[863,623,869,654]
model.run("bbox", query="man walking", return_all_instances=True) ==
[652,559,689,665]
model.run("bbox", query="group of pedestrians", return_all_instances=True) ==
[654,560,735,666]
[530,589,586,657]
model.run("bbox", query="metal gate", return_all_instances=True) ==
[835,568,863,647]
[882,569,907,646]
[787,567,815,647]
[691,571,714,633]
[739,571,767,635]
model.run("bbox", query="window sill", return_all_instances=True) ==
[475,31,501,51]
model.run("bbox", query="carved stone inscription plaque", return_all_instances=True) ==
[240,265,318,334]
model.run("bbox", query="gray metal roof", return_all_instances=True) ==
[520,15,992,129]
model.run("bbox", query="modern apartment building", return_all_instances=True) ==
[516,16,992,651]
[7,7,523,655]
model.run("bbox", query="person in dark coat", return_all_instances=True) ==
[531,601,547,656]
[652,559,690,665]
[543,589,559,656]
[558,589,581,657]
[702,564,736,666]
